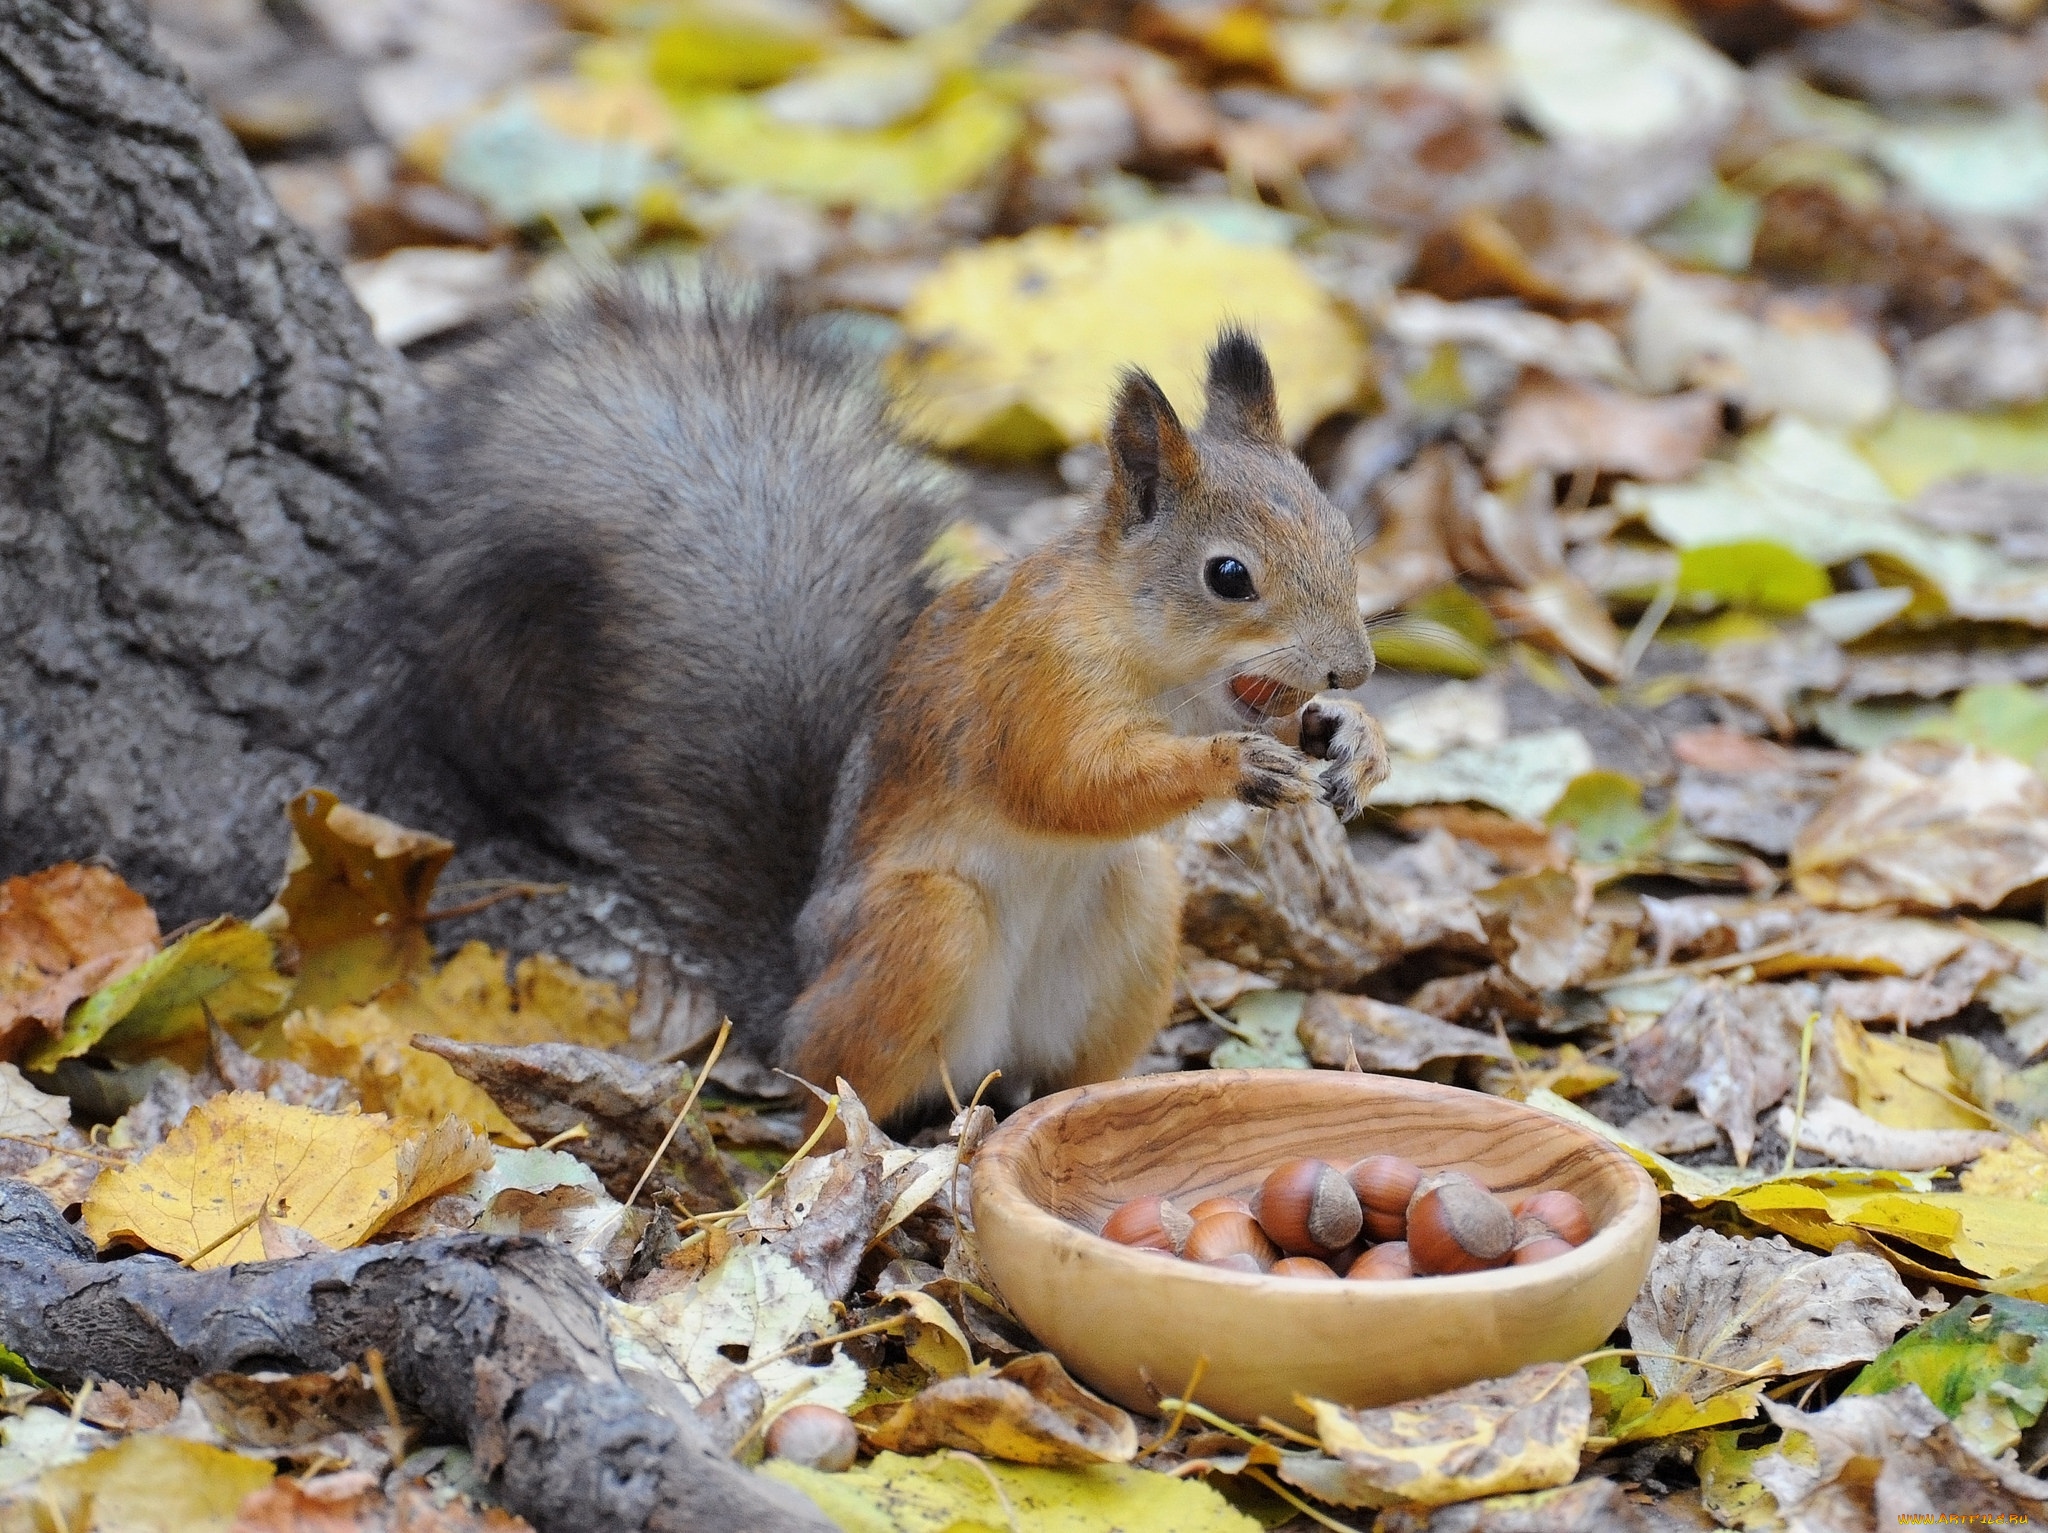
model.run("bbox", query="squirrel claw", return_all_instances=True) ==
[1300,699,1388,822]
[1232,734,1321,810]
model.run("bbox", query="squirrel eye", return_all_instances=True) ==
[1204,556,1257,601]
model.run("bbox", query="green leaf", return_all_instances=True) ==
[1209,990,1309,1071]
[1858,402,2048,501]
[1698,1427,1806,1531]
[1545,771,1676,865]
[22,919,287,1073]
[1370,583,1500,679]
[0,1342,49,1390]
[762,1450,1262,1533]
[1845,1294,2048,1458]
[1910,683,2048,772]
[1676,541,1833,616]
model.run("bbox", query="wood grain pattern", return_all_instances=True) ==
[971,1069,1660,1421]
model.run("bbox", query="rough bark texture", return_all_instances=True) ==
[0,0,683,1007]
[0,1180,836,1532]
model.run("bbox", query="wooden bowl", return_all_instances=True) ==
[971,1069,1659,1422]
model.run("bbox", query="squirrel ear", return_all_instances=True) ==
[1202,327,1283,446]
[1106,369,1197,533]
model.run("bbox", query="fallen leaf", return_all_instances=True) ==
[0,1407,102,1494]
[1792,740,2048,911]
[1280,1363,1590,1510]
[860,1353,1135,1466]
[1946,1034,2048,1131]
[414,1037,740,1211]
[1627,1229,1935,1403]
[228,1471,382,1533]
[1374,1475,1683,1532]
[1621,1106,1722,1156]
[1698,1425,1810,1533]
[763,1450,1260,1532]
[1546,772,1677,869]
[1758,1385,2048,1526]
[1845,1294,2048,1460]
[1296,992,1510,1073]
[1372,729,1598,824]
[0,862,158,1060]
[1497,0,1741,153]
[1587,1355,1766,1444]
[82,1092,406,1267]
[1478,1041,1621,1102]
[1677,763,1843,857]
[1833,1015,1981,1132]
[254,787,454,1009]
[1487,373,1720,484]
[344,245,520,349]
[191,1366,392,1453]
[1378,679,1508,760]
[1170,953,1276,1023]
[1775,1096,2006,1171]
[1477,870,1636,991]
[891,221,1368,454]
[1960,1139,2048,1200]
[77,1380,180,1432]
[1208,988,1310,1071]
[24,918,288,1073]
[1903,309,2048,414]
[1624,978,1818,1166]
[18,1434,274,1533]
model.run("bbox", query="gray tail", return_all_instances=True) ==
[398,279,958,1049]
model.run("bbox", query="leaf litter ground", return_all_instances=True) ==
[22,0,2048,1524]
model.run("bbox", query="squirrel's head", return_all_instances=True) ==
[1098,328,1373,727]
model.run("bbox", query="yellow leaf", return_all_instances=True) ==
[12,1435,272,1533]
[1834,1014,1982,1131]
[1858,402,2048,500]
[81,1093,404,1268]
[280,942,628,1140]
[891,221,1370,454]
[673,77,1021,214]
[256,788,454,1011]
[23,918,287,1073]
[1613,1380,1768,1442]
[763,1450,1260,1533]
[1961,1139,2048,1201]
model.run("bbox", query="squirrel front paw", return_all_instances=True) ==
[1230,734,1322,810]
[1299,699,1388,821]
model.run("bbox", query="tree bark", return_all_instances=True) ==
[0,1180,837,1532]
[0,0,682,1003]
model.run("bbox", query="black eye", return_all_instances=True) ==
[1204,556,1256,601]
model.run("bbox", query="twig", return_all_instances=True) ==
[1782,1010,1818,1175]
[1146,1355,1209,1452]
[422,882,567,924]
[1583,916,1869,992]
[364,1348,408,1464]
[1156,1397,1265,1447]
[936,1050,964,1116]
[1570,1346,1779,1383]
[536,1123,589,1152]
[946,1451,1020,1533]
[1178,966,1258,1044]
[0,1135,124,1167]
[676,1093,845,1242]
[735,1315,908,1375]
[1618,578,1678,682]
[1255,1415,1321,1448]
[626,1017,729,1211]
[179,1206,268,1268]
[1243,1468,1366,1533]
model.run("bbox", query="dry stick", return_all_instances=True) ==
[1570,1347,1779,1384]
[1618,578,1679,683]
[1156,1396,1263,1448]
[1781,1010,1820,1176]
[945,1451,1021,1533]
[1178,968,1259,1045]
[936,1049,964,1117]
[626,1016,730,1211]
[1244,1468,1367,1533]
[536,1123,589,1152]
[1583,916,1871,993]
[735,1315,909,1376]
[676,1094,846,1242]
[1146,1355,1210,1453]
[1898,1071,2048,1161]
[179,1206,271,1268]
[0,1135,124,1167]
[1254,1414,1320,1449]
[363,1347,408,1465]
[421,882,568,925]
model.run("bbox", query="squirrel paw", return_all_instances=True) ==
[1300,699,1388,821]
[1231,734,1322,810]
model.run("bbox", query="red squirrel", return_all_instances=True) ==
[405,284,1384,1124]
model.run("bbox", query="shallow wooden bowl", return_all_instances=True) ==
[971,1069,1659,1422]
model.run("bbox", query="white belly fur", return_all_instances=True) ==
[933,825,1155,1097]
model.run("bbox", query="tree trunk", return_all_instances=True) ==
[0,0,680,1007]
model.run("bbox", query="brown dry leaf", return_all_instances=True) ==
[1699,631,1847,736]
[1170,953,1277,1022]
[1297,992,1511,1073]
[229,1471,383,1533]
[1792,741,2048,911]
[255,788,454,1010]
[192,1366,392,1452]
[81,1091,405,1267]
[1453,478,1626,679]
[1478,870,1637,991]
[1397,806,1568,876]
[1637,893,1810,968]
[1354,444,1463,616]
[1757,1386,2048,1526]
[1280,1363,1590,1510]
[1487,372,1721,484]
[1677,763,1845,858]
[859,1353,1137,1467]
[1406,966,1548,1031]
[1623,978,1821,1166]
[0,862,158,1059]
[1774,1096,2007,1170]
[1411,199,1638,313]
[78,1380,181,1432]
[1621,1106,1723,1156]
[1627,1230,1935,1403]
[1823,944,2011,1030]
[413,1037,739,1212]
[1374,1476,1680,1533]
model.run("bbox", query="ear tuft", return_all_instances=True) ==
[1106,368,1196,533]
[1203,326,1283,445]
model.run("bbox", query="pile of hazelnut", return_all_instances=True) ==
[1097,1157,1592,1279]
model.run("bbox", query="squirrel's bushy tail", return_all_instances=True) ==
[400,280,957,1051]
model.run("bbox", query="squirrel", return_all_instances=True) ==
[402,282,1386,1126]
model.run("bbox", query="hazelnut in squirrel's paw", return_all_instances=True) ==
[1300,699,1389,821]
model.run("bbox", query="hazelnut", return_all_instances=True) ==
[1187,1195,1253,1221]
[1345,1242,1413,1280]
[1512,1234,1576,1266]
[1199,1251,1268,1275]
[1406,1177,1516,1274]
[765,1404,858,1471]
[1270,1255,1339,1279]
[1513,1189,1592,1247]
[1345,1155,1422,1241]
[1183,1210,1278,1271]
[1102,1194,1193,1254]
[1253,1159,1363,1255]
